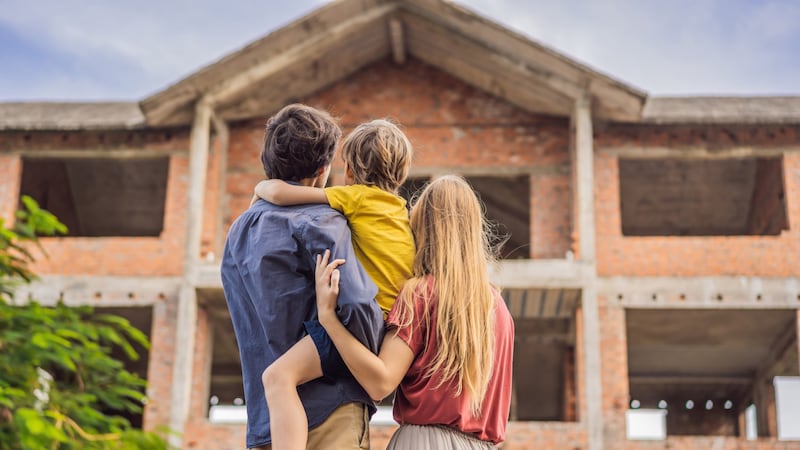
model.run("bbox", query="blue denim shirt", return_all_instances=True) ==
[221,199,382,448]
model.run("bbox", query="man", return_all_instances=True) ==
[221,104,383,449]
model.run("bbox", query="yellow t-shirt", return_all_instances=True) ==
[325,184,415,317]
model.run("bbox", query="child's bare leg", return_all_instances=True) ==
[262,335,322,450]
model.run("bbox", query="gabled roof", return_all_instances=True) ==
[4,1,798,131]
[0,102,144,130]
[140,0,648,126]
[643,96,800,125]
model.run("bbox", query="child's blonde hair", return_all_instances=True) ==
[341,119,412,193]
[395,175,497,416]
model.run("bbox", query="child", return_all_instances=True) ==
[314,175,515,449]
[253,119,415,450]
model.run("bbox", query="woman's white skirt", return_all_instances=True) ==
[385,424,497,450]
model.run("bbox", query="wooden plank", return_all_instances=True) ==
[542,289,562,318]
[505,289,524,317]
[522,289,544,318]
[561,289,581,318]
[389,17,406,64]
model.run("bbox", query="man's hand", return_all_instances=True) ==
[315,249,345,326]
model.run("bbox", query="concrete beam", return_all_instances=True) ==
[389,17,406,64]
[194,259,592,290]
[12,275,181,306]
[490,260,591,288]
[630,376,751,385]
[10,149,182,158]
[599,276,800,308]
[194,262,224,289]
[599,145,799,159]
[406,164,571,178]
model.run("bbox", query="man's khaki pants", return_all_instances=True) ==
[253,402,370,450]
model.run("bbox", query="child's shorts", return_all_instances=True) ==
[304,320,352,380]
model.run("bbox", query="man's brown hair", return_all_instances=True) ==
[341,119,412,193]
[261,104,341,181]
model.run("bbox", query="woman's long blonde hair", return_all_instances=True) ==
[395,175,497,416]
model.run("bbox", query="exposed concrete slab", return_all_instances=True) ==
[626,308,799,424]
[12,275,181,306]
[490,259,592,288]
[599,276,800,308]
[197,259,593,290]
[627,309,796,377]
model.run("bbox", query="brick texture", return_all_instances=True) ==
[595,151,800,277]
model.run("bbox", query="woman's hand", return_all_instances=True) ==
[315,249,346,326]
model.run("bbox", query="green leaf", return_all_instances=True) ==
[1,201,166,449]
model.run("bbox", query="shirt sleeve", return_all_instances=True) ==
[324,185,362,219]
[301,210,383,363]
[385,285,427,357]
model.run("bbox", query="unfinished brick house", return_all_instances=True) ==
[2,0,799,448]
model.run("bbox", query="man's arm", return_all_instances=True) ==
[255,179,329,206]
[315,251,414,401]
[302,211,383,367]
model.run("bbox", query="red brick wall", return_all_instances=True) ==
[599,296,630,442]
[594,150,800,277]
[0,128,192,275]
[143,295,179,432]
[222,58,573,258]
[30,154,189,275]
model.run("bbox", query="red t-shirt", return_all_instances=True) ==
[385,280,515,444]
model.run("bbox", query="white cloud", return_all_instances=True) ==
[0,0,798,100]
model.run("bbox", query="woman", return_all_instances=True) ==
[315,175,514,449]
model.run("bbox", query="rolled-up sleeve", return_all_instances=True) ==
[301,211,383,372]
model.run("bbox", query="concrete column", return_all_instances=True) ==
[211,114,230,260]
[574,95,595,262]
[573,94,603,450]
[753,378,778,437]
[0,155,21,223]
[169,99,213,446]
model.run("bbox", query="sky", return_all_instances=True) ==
[0,0,798,102]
